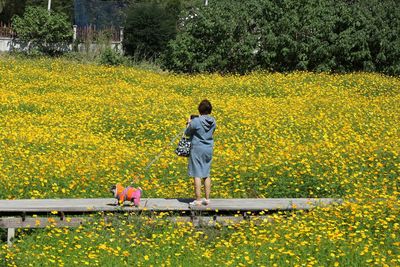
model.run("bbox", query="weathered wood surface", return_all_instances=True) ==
[0,215,272,229]
[0,198,341,213]
[0,216,88,228]
[172,215,273,226]
[190,198,341,211]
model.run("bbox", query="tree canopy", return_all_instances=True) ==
[12,6,72,55]
[0,0,74,23]
[162,0,400,75]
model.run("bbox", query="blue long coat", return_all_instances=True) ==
[184,115,216,178]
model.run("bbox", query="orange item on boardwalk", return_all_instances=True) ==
[114,183,142,206]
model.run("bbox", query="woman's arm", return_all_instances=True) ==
[184,117,193,136]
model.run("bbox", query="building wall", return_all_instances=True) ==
[0,37,14,52]
[0,37,122,53]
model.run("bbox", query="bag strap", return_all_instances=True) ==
[130,126,188,185]
[181,129,189,138]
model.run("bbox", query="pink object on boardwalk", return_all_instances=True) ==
[112,183,142,206]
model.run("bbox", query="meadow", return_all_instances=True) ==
[0,57,399,266]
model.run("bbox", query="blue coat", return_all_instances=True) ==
[184,115,216,177]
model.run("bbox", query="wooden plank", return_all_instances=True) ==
[0,215,273,231]
[7,228,15,246]
[190,198,342,211]
[0,198,341,213]
[169,215,273,226]
[0,215,271,229]
[0,198,192,213]
[0,216,89,228]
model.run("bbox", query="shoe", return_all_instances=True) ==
[202,198,210,205]
[189,200,202,206]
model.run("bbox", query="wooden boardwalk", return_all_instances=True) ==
[0,198,340,213]
[0,198,341,246]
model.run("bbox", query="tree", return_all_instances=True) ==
[0,0,26,23]
[163,0,269,73]
[123,1,177,59]
[25,0,74,22]
[162,0,400,75]
[0,0,74,24]
[0,0,6,14]
[12,6,72,55]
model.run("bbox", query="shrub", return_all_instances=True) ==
[123,1,177,60]
[12,6,72,56]
[99,47,124,66]
[162,0,400,75]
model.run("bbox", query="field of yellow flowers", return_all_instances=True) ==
[0,57,399,266]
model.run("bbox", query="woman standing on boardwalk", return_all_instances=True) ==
[185,100,216,206]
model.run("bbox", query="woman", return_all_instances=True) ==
[185,99,216,206]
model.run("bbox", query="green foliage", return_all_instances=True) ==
[25,0,75,22]
[163,0,400,75]
[12,6,72,56]
[0,0,25,23]
[123,2,173,59]
[123,0,185,60]
[0,0,6,14]
[162,0,269,74]
[0,0,74,24]
[99,47,124,66]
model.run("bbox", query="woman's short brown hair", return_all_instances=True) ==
[198,99,212,115]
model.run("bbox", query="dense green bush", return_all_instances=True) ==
[123,1,177,60]
[122,0,203,60]
[12,6,72,56]
[162,1,263,73]
[99,47,124,66]
[162,0,400,75]
[0,0,74,24]
[0,0,6,14]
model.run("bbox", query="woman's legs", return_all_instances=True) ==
[204,177,211,200]
[194,177,202,201]
[192,177,211,205]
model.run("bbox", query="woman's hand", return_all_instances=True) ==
[186,117,191,125]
